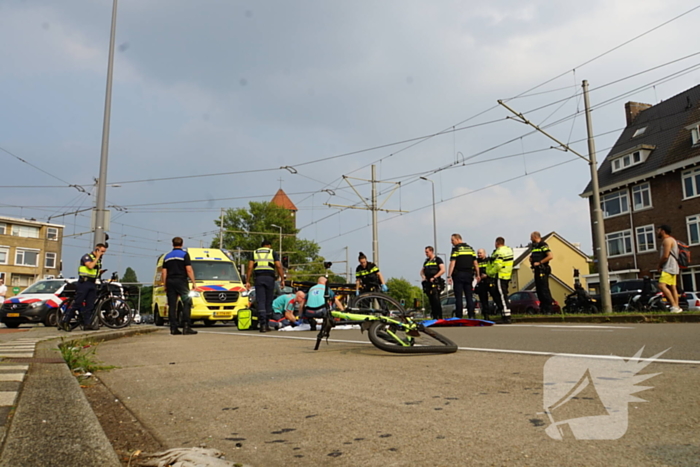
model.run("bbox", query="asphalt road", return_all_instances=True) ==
[90,322,699,466]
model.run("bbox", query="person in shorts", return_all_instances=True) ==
[657,224,682,313]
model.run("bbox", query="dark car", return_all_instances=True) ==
[592,279,689,311]
[508,291,561,315]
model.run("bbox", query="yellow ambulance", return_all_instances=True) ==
[152,248,249,326]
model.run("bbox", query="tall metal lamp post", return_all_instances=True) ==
[420,177,438,254]
[270,224,283,256]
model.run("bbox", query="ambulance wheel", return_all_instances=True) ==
[203,319,216,327]
[154,306,164,326]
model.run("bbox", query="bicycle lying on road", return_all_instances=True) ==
[57,271,135,330]
[314,292,458,354]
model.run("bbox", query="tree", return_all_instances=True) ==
[386,277,424,309]
[213,202,340,282]
[120,267,138,283]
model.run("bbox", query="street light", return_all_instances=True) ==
[420,176,437,255]
[270,224,283,256]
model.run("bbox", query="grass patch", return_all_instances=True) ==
[58,337,116,377]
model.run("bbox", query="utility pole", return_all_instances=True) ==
[325,165,407,265]
[93,0,118,246]
[219,208,225,249]
[582,80,612,314]
[345,246,350,283]
[497,80,612,313]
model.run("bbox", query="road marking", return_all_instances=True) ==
[0,392,17,406]
[0,366,29,371]
[200,330,700,365]
[0,374,25,382]
[510,324,635,329]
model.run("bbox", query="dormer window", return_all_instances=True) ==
[687,122,700,146]
[632,127,647,138]
[611,148,650,173]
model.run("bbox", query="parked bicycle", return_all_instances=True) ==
[57,271,134,330]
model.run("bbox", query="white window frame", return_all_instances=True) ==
[601,190,629,219]
[606,230,633,258]
[683,167,700,200]
[635,224,656,253]
[686,122,700,146]
[15,248,39,267]
[45,252,57,269]
[687,214,700,246]
[632,183,652,211]
[11,274,34,287]
[11,225,40,239]
[0,223,5,235]
[47,227,58,241]
[632,127,647,138]
[0,246,8,265]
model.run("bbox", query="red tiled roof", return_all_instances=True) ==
[270,189,298,211]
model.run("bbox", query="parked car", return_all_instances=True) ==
[508,291,561,315]
[684,292,700,311]
[439,295,490,317]
[591,279,689,311]
[0,279,75,328]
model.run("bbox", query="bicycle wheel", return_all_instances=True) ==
[348,292,404,316]
[56,298,79,330]
[97,297,133,329]
[367,320,458,354]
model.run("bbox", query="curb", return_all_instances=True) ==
[0,326,157,467]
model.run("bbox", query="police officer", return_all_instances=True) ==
[529,231,554,314]
[420,246,445,320]
[161,237,198,335]
[60,243,107,331]
[355,252,387,295]
[487,237,514,324]
[475,249,491,320]
[447,233,479,319]
[246,239,285,333]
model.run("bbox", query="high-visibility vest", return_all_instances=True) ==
[491,245,514,280]
[78,253,100,279]
[253,248,275,271]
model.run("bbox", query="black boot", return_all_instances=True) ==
[259,319,269,333]
[170,328,183,335]
[183,326,197,335]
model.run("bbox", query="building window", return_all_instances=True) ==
[15,249,38,267]
[687,214,700,246]
[0,223,5,235]
[11,225,39,238]
[611,150,650,173]
[606,230,633,257]
[47,227,58,241]
[11,274,34,287]
[632,183,652,211]
[681,268,700,293]
[0,247,7,265]
[601,190,629,218]
[636,225,656,253]
[686,122,700,146]
[682,167,700,199]
[45,252,57,269]
[632,127,647,138]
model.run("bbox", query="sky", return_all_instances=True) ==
[2,0,700,286]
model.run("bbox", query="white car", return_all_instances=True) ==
[683,291,700,311]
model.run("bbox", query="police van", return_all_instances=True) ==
[152,248,249,326]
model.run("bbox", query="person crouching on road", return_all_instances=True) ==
[60,243,107,331]
[420,246,445,320]
[246,239,285,333]
[161,237,198,335]
[355,252,388,296]
[301,277,341,331]
[271,291,305,328]
[448,233,479,319]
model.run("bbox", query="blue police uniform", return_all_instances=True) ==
[62,251,102,330]
[252,247,279,331]
[162,247,194,333]
[450,242,477,319]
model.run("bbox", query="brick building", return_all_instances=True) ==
[0,216,64,295]
[580,84,700,292]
